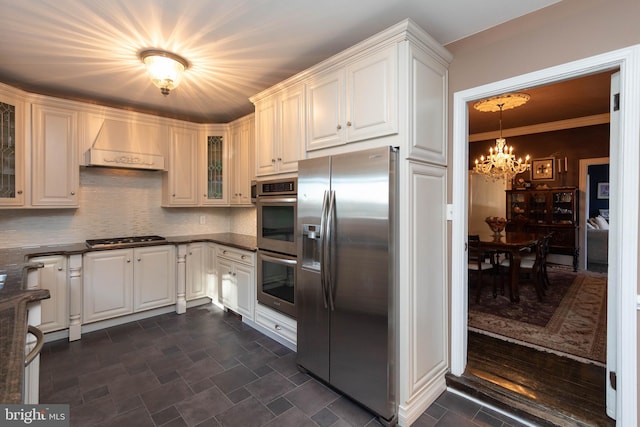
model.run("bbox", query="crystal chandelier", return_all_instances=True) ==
[473,93,531,182]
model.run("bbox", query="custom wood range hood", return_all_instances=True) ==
[84,119,166,171]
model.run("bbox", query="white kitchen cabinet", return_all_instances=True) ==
[254,303,297,350]
[83,249,134,323]
[200,128,229,206]
[216,245,255,320]
[185,242,207,301]
[26,255,68,333]
[306,44,397,151]
[229,114,254,205]
[31,102,79,207]
[83,245,176,323]
[133,245,176,312]
[162,124,200,206]
[253,84,304,176]
[0,86,26,207]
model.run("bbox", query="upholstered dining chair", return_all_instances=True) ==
[499,233,551,301]
[468,235,497,302]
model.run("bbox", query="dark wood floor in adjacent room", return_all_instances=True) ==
[447,331,615,427]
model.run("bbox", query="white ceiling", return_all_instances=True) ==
[0,0,560,123]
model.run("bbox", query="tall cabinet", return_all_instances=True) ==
[250,19,451,426]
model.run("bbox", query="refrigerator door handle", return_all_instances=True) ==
[326,190,336,311]
[319,190,329,309]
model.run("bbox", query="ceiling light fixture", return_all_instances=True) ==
[473,93,531,182]
[139,49,189,96]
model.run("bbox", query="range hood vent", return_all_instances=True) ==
[84,119,166,170]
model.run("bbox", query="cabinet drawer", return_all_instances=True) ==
[216,246,255,266]
[255,304,296,346]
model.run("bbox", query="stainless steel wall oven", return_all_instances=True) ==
[257,249,297,318]
[256,178,297,256]
[256,178,298,318]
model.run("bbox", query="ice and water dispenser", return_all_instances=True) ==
[301,223,321,271]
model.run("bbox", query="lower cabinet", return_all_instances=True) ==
[254,303,296,349]
[26,255,68,333]
[83,245,176,323]
[185,242,207,301]
[216,245,255,321]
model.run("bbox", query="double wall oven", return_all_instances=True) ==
[256,178,297,318]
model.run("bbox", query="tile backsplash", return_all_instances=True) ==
[0,168,256,249]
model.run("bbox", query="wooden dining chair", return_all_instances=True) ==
[468,235,497,302]
[499,235,548,301]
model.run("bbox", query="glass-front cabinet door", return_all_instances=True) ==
[0,91,24,206]
[201,133,228,205]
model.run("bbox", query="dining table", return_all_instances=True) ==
[476,231,540,303]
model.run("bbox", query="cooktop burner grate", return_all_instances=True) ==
[86,235,167,248]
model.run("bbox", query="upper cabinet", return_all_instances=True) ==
[0,87,25,207]
[162,124,200,206]
[306,44,397,151]
[253,84,304,177]
[200,127,229,206]
[31,102,79,206]
[0,85,80,209]
[229,114,255,205]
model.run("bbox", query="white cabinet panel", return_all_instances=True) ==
[31,102,78,206]
[134,245,176,311]
[306,44,398,152]
[216,245,255,320]
[185,242,206,300]
[163,125,199,206]
[84,245,176,323]
[253,85,304,176]
[229,115,254,205]
[27,255,68,333]
[83,249,134,323]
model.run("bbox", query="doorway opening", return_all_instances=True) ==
[464,72,613,425]
[450,46,640,427]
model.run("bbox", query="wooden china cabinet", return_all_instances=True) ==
[505,187,579,271]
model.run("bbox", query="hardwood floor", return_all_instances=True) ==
[447,332,615,427]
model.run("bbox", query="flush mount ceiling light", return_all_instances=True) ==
[139,49,189,96]
[473,93,531,182]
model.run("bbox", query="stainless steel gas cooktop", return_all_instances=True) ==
[85,235,167,249]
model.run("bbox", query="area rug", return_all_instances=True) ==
[468,269,608,366]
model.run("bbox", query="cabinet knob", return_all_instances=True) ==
[137,258,141,262]
[228,271,232,275]
[223,250,227,254]
[336,124,342,130]
[271,158,276,163]
[346,121,352,127]
[189,252,192,255]
[17,190,23,195]
[241,255,246,260]
[70,191,75,195]
[57,267,63,271]
[277,157,282,161]
[172,194,176,197]
[274,324,282,331]
[127,259,131,263]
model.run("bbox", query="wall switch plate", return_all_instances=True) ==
[199,215,206,225]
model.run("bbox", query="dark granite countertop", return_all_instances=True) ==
[0,287,50,403]
[0,233,256,285]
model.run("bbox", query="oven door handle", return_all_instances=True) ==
[319,190,329,309]
[260,253,297,266]
[257,196,297,204]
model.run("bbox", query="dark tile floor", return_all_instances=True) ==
[39,304,530,427]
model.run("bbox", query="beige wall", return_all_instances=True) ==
[445,0,640,420]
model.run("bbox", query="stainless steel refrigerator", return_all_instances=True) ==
[296,146,397,424]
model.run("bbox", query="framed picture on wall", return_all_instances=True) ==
[531,157,555,181]
[597,182,609,199]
